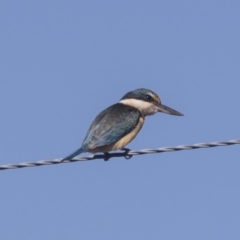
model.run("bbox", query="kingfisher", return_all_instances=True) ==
[63,88,183,160]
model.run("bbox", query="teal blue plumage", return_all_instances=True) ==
[82,103,141,150]
[62,103,141,160]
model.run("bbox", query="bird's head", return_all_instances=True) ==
[119,88,183,117]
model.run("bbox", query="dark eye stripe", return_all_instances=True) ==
[146,94,153,102]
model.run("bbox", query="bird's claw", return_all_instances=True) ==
[104,152,110,161]
[122,148,132,160]
[103,148,132,161]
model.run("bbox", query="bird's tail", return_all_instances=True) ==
[62,147,85,161]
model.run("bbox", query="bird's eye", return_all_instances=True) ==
[146,95,153,102]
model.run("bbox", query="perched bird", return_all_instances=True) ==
[63,88,183,160]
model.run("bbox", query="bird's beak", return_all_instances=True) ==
[156,104,184,116]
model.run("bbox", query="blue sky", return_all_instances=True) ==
[1,1,240,239]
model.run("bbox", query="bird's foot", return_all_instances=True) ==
[122,148,132,160]
[103,152,110,161]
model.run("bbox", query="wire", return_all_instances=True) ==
[0,139,239,171]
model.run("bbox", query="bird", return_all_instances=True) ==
[63,88,183,160]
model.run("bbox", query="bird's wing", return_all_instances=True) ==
[82,103,141,149]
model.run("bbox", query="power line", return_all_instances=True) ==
[0,139,239,171]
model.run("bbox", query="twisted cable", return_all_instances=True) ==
[0,139,239,171]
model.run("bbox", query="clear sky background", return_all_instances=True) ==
[1,1,240,239]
